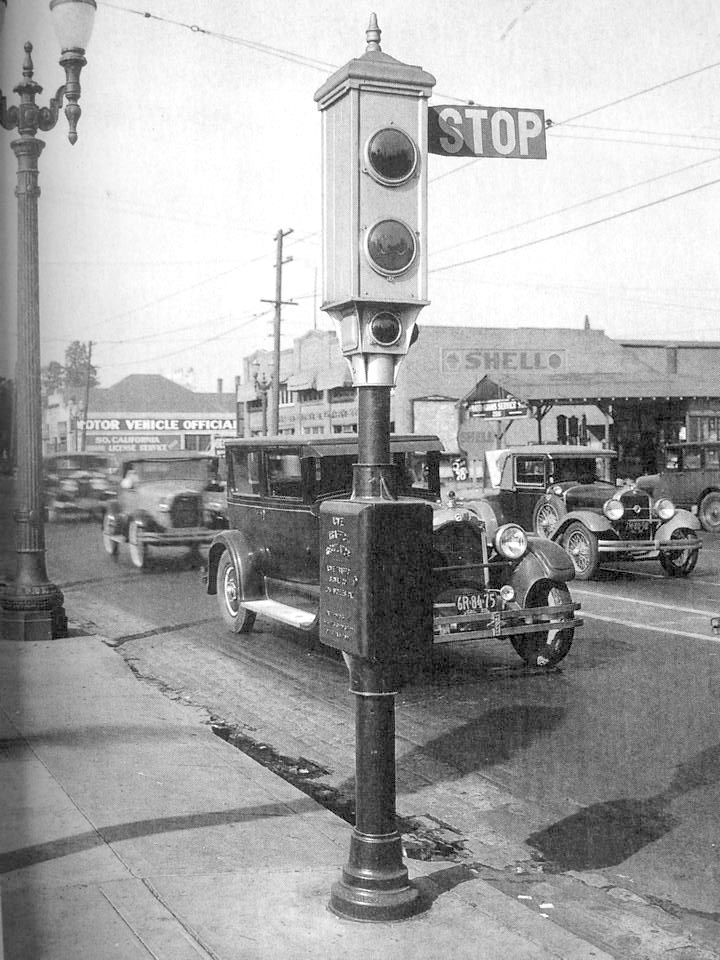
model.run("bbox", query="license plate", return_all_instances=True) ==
[454,590,500,614]
[625,518,649,530]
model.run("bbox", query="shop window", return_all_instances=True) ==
[297,388,323,403]
[185,434,211,451]
[330,386,355,403]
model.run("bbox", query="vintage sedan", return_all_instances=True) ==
[102,452,227,569]
[637,440,720,533]
[204,435,583,669]
[43,453,117,521]
[485,445,701,580]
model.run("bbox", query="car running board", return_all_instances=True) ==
[241,599,316,630]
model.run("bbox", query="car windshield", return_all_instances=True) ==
[550,456,615,484]
[130,458,216,485]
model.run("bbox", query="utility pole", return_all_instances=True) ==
[81,340,92,452]
[261,228,296,435]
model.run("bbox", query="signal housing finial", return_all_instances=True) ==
[366,13,381,52]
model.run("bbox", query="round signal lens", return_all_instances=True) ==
[654,498,675,520]
[494,523,528,560]
[369,311,402,347]
[366,219,417,275]
[366,127,417,184]
[603,498,624,521]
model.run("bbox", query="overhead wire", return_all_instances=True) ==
[430,175,720,275]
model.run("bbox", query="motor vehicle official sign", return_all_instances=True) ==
[428,105,546,159]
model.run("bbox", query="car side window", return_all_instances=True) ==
[515,457,546,487]
[228,449,262,497]
[266,451,303,500]
[705,448,720,470]
[315,455,354,497]
[684,450,702,470]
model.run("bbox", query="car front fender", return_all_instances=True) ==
[507,549,574,608]
[525,536,576,582]
[206,530,263,600]
[656,510,702,538]
[551,511,612,540]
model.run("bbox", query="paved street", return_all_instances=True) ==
[18,514,719,957]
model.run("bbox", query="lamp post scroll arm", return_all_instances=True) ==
[0,93,19,132]
[38,86,66,132]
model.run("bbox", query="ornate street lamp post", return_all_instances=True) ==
[0,0,96,641]
[252,366,272,437]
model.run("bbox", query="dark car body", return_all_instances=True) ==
[204,435,583,668]
[484,445,701,580]
[101,452,227,568]
[43,453,117,521]
[637,440,720,533]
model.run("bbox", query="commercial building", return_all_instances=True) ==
[237,323,720,478]
[44,374,237,457]
[42,326,720,481]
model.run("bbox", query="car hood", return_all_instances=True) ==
[561,481,628,511]
[139,480,204,500]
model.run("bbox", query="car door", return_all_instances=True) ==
[262,447,317,585]
[499,454,549,530]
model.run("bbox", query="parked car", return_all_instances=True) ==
[43,453,117,522]
[636,440,720,533]
[483,445,701,580]
[203,435,582,669]
[102,452,227,569]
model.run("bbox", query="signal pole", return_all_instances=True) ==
[261,228,296,435]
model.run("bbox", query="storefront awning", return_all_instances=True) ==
[316,363,353,391]
[286,371,317,391]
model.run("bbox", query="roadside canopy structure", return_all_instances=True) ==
[461,373,720,476]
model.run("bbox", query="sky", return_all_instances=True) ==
[1,0,719,392]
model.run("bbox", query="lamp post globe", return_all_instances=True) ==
[0,0,95,641]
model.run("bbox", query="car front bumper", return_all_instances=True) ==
[597,536,701,556]
[433,600,582,643]
[138,528,215,546]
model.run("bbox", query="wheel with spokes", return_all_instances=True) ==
[698,492,720,533]
[562,521,599,580]
[659,528,700,577]
[533,495,564,538]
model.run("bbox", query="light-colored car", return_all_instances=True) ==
[101,452,227,569]
[485,445,701,580]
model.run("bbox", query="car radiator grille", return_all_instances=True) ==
[615,491,654,539]
[170,495,201,528]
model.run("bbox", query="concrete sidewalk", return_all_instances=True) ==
[0,633,615,960]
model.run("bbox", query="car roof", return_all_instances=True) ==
[117,450,217,464]
[665,440,720,448]
[501,445,616,457]
[224,434,445,457]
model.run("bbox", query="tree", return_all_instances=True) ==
[64,340,99,393]
[41,360,65,399]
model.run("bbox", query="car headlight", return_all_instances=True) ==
[551,484,563,496]
[654,498,675,520]
[494,523,528,560]
[158,501,170,512]
[603,498,624,521]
